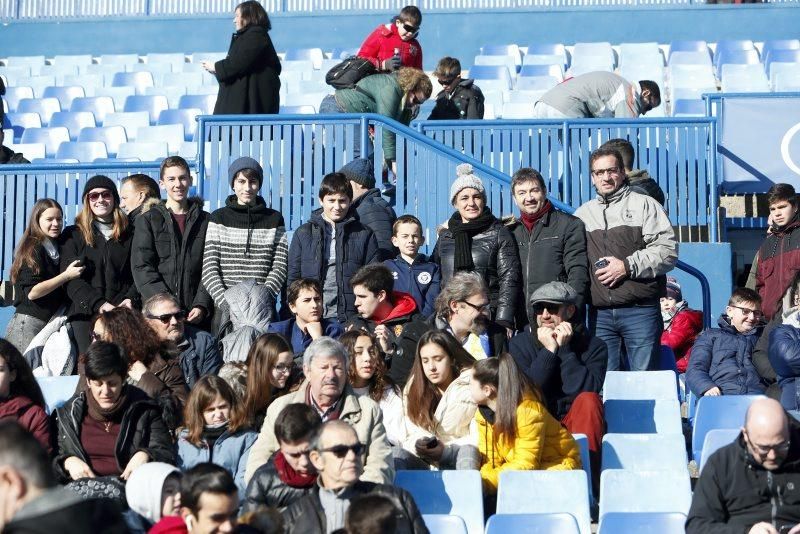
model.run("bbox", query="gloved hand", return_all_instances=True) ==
[382,55,401,71]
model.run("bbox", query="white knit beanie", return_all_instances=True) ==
[450,163,485,205]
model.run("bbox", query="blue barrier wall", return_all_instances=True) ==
[672,242,732,324]
[2,5,800,71]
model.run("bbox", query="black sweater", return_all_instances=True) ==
[13,243,64,321]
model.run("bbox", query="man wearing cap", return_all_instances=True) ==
[509,281,607,473]
[201,156,288,334]
[340,158,397,260]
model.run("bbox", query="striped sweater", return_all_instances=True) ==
[201,195,288,307]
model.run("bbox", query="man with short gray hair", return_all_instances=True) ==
[244,337,394,486]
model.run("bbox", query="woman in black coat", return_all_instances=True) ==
[432,164,521,333]
[202,0,282,115]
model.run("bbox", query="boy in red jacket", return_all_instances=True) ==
[357,6,423,71]
[661,276,704,373]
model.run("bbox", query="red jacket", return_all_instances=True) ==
[661,308,704,373]
[0,395,51,453]
[357,23,423,70]
[756,220,800,320]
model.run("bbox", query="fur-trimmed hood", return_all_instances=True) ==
[140,196,205,215]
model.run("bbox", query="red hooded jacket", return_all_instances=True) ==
[0,395,51,453]
[357,23,423,70]
[661,308,704,373]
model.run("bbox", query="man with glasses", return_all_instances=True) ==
[428,57,485,120]
[687,398,800,533]
[687,288,766,398]
[357,5,423,72]
[576,147,677,372]
[509,281,607,482]
[245,337,393,487]
[143,293,222,389]
[282,420,428,534]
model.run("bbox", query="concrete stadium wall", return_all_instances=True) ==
[2,5,799,71]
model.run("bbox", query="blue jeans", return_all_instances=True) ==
[590,303,662,372]
[319,94,367,159]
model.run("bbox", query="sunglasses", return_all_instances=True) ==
[532,303,563,315]
[319,442,365,459]
[462,300,490,313]
[146,311,187,324]
[402,23,419,35]
[87,191,113,202]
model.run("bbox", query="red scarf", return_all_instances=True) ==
[520,200,553,232]
[274,451,318,488]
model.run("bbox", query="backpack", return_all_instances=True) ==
[326,55,378,90]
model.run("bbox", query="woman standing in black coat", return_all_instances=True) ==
[202,1,282,115]
[61,175,138,353]
[432,164,522,334]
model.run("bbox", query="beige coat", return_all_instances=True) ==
[244,382,395,485]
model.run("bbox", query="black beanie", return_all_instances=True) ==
[83,175,120,205]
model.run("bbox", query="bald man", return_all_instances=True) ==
[686,398,800,534]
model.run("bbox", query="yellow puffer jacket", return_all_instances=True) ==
[473,397,581,493]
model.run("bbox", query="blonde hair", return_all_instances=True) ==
[397,68,433,99]
[75,194,128,247]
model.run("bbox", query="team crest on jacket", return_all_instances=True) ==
[410,45,419,56]
[417,272,431,285]
[391,271,399,279]
[394,325,404,337]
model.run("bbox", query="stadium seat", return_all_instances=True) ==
[672,99,706,117]
[100,53,140,67]
[500,102,534,119]
[572,434,595,506]
[112,71,155,95]
[179,94,217,115]
[104,111,151,141]
[81,64,122,82]
[699,428,739,472]
[469,65,513,91]
[506,89,547,103]
[762,39,800,62]
[715,49,760,80]
[599,470,692,519]
[714,39,756,63]
[519,64,563,80]
[70,96,116,126]
[146,52,186,71]
[117,141,169,162]
[3,86,35,113]
[56,141,108,162]
[601,433,689,472]
[598,512,687,534]
[669,40,710,60]
[36,375,80,414]
[330,47,359,60]
[670,64,716,90]
[145,86,188,109]
[16,98,61,127]
[49,111,96,141]
[773,68,800,91]
[123,95,169,125]
[569,58,615,76]
[604,399,682,434]
[497,471,591,534]
[52,54,93,69]
[78,126,128,157]
[162,72,203,89]
[3,112,41,143]
[421,515,467,534]
[573,42,616,67]
[20,127,70,157]
[94,86,137,111]
[481,44,522,62]
[6,55,46,74]
[191,52,226,64]
[619,42,665,67]
[137,124,185,154]
[669,51,713,67]
[63,73,104,90]
[297,80,330,94]
[603,370,678,400]
[692,395,765,461]
[658,346,678,374]
[394,470,484,534]
[131,63,174,79]
[158,108,201,142]
[485,513,580,534]
[284,92,328,110]
[282,60,315,79]
[0,66,31,86]
[17,75,57,98]
[474,55,520,76]
[721,66,770,92]
[285,48,325,70]
[178,141,197,159]
[38,64,79,83]
[766,49,800,80]
[279,105,316,114]
[31,158,79,164]
[6,142,45,161]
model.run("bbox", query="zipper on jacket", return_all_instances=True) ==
[768,470,778,528]
[601,201,613,305]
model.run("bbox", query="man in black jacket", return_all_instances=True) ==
[507,167,589,327]
[282,420,428,534]
[428,57,485,120]
[686,398,800,533]
[340,158,397,261]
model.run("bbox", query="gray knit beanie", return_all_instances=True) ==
[450,163,485,205]
[339,158,375,189]
[228,157,263,188]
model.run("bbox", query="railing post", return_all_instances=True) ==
[709,117,719,243]
[562,120,571,206]
[196,116,206,198]
[360,116,369,158]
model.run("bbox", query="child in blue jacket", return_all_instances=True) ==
[383,215,440,318]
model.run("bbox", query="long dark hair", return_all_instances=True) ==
[0,339,45,407]
[405,330,475,432]
[472,353,542,444]
[236,1,271,30]
[241,333,293,427]
[341,330,397,403]
[10,199,63,284]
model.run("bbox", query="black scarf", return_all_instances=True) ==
[448,208,496,272]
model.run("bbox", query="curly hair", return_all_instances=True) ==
[396,68,433,99]
[340,329,397,403]
[93,307,171,367]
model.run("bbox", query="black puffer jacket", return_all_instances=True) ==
[288,209,380,322]
[431,219,521,326]
[60,223,138,317]
[282,481,429,534]
[132,197,212,313]
[242,454,315,514]
[351,188,397,261]
[52,386,175,483]
[428,78,485,120]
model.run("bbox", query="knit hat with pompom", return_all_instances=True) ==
[449,163,485,205]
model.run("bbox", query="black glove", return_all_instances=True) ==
[382,55,401,71]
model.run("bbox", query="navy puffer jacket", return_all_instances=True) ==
[351,188,396,261]
[686,315,765,397]
[768,311,800,410]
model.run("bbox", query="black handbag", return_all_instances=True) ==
[66,476,128,508]
[325,56,377,90]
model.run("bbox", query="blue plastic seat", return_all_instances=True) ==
[16,97,61,127]
[715,49,761,79]
[598,512,687,534]
[145,52,186,72]
[49,111,96,141]
[469,65,513,90]
[112,71,155,95]
[3,112,42,143]
[526,43,570,68]
[279,105,316,115]
[42,85,86,110]
[474,55,520,76]
[104,111,151,141]
[3,86,34,113]
[52,54,93,69]
[179,94,217,115]
[0,307,14,335]
[497,471,591,534]
[601,433,688,472]
[515,75,559,91]
[658,345,679,374]
[599,470,692,519]
[94,86,136,112]
[116,141,169,162]
[762,39,800,63]
[0,66,31,87]
[70,96,116,126]
[603,370,678,401]
[158,108,201,142]
[672,99,706,117]
[486,513,580,534]
[36,375,79,414]
[6,55,46,73]
[284,48,325,69]
[669,51,713,67]
[572,434,595,506]
[669,40,710,60]
[713,39,756,64]
[421,515,467,534]
[6,142,45,161]
[573,42,616,69]
[699,428,739,472]
[78,126,128,157]
[692,395,764,461]
[99,53,140,67]
[519,64,563,80]
[20,126,70,157]
[765,49,800,79]
[604,399,682,434]
[394,470,484,534]
[136,124,185,153]
[481,44,522,58]
[123,95,169,125]
[55,141,108,162]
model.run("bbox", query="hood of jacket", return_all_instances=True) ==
[141,196,204,216]
[224,279,274,330]
[0,394,40,419]
[718,313,762,339]
[350,188,385,211]
[309,207,357,229]
[596,183,631,205]
[125,462,180,523]
[377,291,418,324]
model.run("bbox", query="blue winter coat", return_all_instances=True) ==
[686,315,765,397]
[267,317,344,356]
[351,188,396,261]
[176,428,258,499]
[287,210,380,323]
[384,255,441,318]
[179,325,223,388]
[768,315,800,410]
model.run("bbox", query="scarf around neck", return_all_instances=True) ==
[275,451,318,488]
[520,200,553,233]
[448,208,496,272]
[85,384,129,423]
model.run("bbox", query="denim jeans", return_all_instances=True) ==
[590,303,662,371]
[393,444,480,471]
[319,94,367,159]
[5,312,46,354]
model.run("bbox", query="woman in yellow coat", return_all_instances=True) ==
[470,353,581,494]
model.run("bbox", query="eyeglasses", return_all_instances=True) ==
[729,305,763,319]
[402,23,419,35]
[145,311,187,324]
[591,167,621,178]
[462,300,490,313]
[87,191,113,202]
[273,364,292,374]
[746,433,791,456]
[318,442,365,458]
[283,448,311,459]
[532,302,562,315]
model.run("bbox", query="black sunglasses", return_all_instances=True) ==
[462,300,490,313]
[146,311,186,324]
[319,442,365,459]
[532,302,563,315]
[402,23,419,35]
